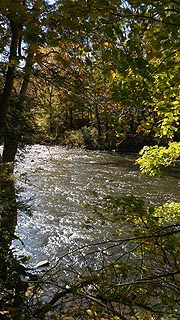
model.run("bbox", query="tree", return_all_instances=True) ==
[0,0,49,169]
[0,2,50,317]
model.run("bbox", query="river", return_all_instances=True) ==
[12,145,180,267]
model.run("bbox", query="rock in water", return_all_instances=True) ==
[33,259,49,269]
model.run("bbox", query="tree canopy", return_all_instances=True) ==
[1,0,180,163]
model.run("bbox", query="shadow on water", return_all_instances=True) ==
[0,166,28,319]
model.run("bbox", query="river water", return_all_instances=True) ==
[12,145,180,266]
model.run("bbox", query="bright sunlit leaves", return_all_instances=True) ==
[136,142,180,176]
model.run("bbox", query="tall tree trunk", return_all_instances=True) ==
[0,20,19,142]
[0,45,34,316]
[19,49,34,96]
[2,49,34,168]
[0,168,28,319]
[95,103,101,138]
[69,109,73,129]
[49,87,54,136]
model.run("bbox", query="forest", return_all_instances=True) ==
[0,0,180,319]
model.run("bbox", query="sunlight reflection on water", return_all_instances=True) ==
[8,145,180,265]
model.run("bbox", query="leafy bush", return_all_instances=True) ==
[81,126,99,149]
[64,126,99,149]
[64,129,85,147]
[136,142,180,175]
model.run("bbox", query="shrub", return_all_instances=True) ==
[64,129,85,147]
[81,126,99,149]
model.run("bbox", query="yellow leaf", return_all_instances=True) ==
[107,70,116,81]
[103,42,109,47]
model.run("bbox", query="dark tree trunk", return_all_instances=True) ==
[69,109,73,129]
[2,49,34,168]
[49,87,53,135]
[0,169,28,318]
[0,173,17,280]
[95,103,101,138]
[0,20,19,142]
